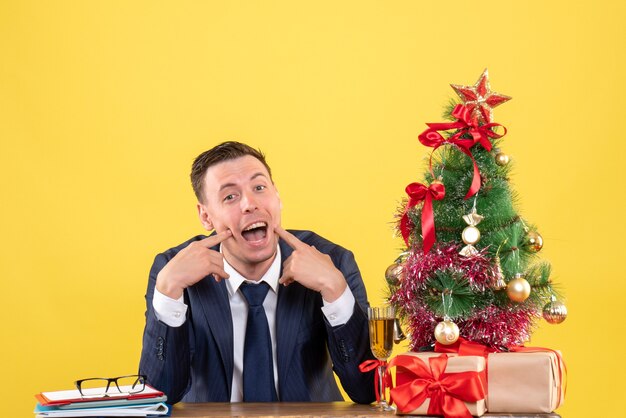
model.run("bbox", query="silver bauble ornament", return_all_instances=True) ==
[543,298,568,324]
[385,262,404,286]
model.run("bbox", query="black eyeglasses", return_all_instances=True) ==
[74,374,146,398]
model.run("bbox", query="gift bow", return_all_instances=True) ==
[358,359,392,402]
[418,104,507,199]
[388,354,485,418]
[399,181,446,253]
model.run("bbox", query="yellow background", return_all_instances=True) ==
[1,1,624,416]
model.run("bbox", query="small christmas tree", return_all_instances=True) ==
[387,70,567,350]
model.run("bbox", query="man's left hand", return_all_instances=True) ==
[275,226,347,302]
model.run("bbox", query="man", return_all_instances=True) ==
[139,141,375,404]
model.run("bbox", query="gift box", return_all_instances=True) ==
[389,352,487,417]
[487,350,565,413]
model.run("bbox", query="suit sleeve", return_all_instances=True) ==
[325,249,376,404]
[138,252,192,404]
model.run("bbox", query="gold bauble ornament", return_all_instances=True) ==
[385,263,404,285]
[434,319,460,345]
[507,274,531,302]
[495,151,510,166]
[462,226,481,245]
[543,298,568,324]
[526,231,544,252]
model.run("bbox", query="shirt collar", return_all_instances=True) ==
[222,244,281,298]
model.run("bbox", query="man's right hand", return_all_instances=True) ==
[155,230,233,299]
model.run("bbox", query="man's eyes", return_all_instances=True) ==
[222,186,265,202]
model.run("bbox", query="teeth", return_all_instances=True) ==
[244,222,267,231]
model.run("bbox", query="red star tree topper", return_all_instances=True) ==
[450,68,511,124]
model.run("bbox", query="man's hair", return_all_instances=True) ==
[191,141,272,202]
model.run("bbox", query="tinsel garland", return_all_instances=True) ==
[390,243,537,349]
[400,244,497,292]
[459,305,538,348]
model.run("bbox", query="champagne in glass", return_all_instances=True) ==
[367,306,395,411]
[369,316,394,360]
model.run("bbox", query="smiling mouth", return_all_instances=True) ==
[242,222,268,242]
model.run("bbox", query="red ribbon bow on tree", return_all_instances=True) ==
[358,360,393,403]
[388,354,486,418]
[400,181,445,253]
[418,104,507,199]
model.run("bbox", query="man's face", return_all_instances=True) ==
[197,155,282,274]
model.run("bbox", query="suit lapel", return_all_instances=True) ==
[275,239,306,393]
[192,257,234,395]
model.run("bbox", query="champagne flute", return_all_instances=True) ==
[367,306,395,411]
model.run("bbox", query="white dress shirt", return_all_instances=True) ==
[152,244,356,401]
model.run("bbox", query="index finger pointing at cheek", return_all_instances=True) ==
[201,229,233,248]
[274,226,305,250]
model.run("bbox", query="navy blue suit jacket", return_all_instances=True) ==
[139,230,375,404]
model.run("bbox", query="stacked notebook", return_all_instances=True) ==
[34,384,168,417]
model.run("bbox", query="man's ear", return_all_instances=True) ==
[197,203,214,231]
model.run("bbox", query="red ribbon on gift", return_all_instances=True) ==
[435,337,497,357]
[418,104,507,199]
[388,354,485,418]
[434,337,496,393]
[399,181,446,253]
[359,359,392,402]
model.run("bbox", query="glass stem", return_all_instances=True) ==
[378,363,387,406]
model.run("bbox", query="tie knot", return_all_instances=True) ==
[240,282,270,307]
